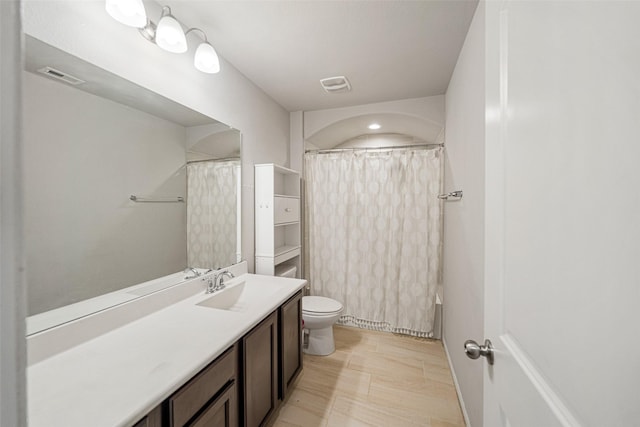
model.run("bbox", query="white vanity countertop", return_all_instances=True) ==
[27,273,306,427]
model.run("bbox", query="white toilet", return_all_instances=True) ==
[302,296,343,356]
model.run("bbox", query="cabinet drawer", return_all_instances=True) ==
[169,345,237,427]
[274,197,299,224]
[132,405,161,427]
[190,381,237,427]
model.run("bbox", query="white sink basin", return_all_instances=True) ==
[196,280,280,312]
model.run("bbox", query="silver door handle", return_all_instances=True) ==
[464,339,494,365]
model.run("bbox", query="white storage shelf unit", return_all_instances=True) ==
[255,164,301,277]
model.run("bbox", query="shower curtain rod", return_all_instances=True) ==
[305,143,444,154]
[186,157,240,164]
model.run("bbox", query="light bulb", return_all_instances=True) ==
[194,42,220,74]
[105,0,147,28]
[368,123,381,130]
[155,14,187,53]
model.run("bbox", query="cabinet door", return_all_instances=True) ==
[242,312,278,427]
[189,382,237,427]
[169,345,237,427]
[279,291,302,399]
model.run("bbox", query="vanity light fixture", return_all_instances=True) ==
[155,6,187,53]
[187,29,220,74]
[368,123,381,130]
[106,2,221,74]
[105,0,147,28]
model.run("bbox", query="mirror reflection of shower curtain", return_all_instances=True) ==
[304,147,443,337]
[187,160,239,269]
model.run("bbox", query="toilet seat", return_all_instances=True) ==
[302,296,343,315]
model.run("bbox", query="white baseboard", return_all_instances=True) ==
[442,337,471,427]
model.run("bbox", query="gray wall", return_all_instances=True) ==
[442,2,484,426]
[23,71,188,315]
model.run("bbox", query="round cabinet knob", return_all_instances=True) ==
[464,339,494,365]
[285,208,292,212]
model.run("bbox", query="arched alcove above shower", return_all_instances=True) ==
[186,122,241,162]
[303,95,445,150]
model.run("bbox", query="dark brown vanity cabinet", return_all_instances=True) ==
[168,344,239,427]
[131,289,304,427]
[241,311,278,427]
[278,291,303,399]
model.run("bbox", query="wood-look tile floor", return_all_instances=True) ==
[271,325,465,427]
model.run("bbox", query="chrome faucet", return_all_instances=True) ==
[184,267,201,280]
[207,270,234,294]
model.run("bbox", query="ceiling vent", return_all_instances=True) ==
[37,66,85,85]
[320,76,351,93]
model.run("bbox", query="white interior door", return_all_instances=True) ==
[482,1,640,426]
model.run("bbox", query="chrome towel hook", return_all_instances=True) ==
[438,190,463,200]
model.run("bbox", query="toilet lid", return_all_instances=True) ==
[303,296,343,313]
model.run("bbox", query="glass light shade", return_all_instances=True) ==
[105,0,147,28]
[155,14,187,53]
[194,42,220,74]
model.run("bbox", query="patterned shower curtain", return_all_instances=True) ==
[187,160,239,269]
[304,147,443,337]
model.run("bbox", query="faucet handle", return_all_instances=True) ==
[205,277,215,294]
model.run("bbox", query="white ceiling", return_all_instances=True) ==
[168,0,479,112]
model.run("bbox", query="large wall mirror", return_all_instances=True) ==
[24,36,242,334]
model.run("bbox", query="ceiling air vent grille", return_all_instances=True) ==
[320,76,351,93]
[37,66,85,85]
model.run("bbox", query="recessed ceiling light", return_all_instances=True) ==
[368,123,381,130]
